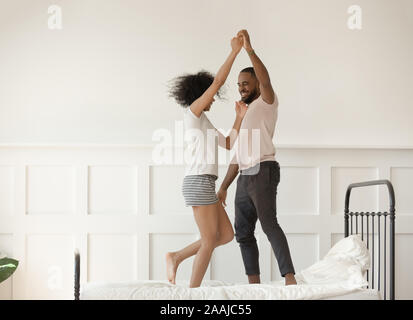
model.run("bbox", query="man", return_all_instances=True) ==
[217,30,297,286]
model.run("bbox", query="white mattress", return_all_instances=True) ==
[80,280,381,300]
[323,289,381,300]
[80,235,377,300]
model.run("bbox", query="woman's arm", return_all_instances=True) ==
[217,101,248,150]
[190,36,243,118]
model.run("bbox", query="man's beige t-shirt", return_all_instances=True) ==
[235,94,278,171]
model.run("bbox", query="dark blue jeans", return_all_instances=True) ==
[234,161,295,277]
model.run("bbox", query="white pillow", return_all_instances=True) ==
[296,235,370,287]
[325,235,370,272]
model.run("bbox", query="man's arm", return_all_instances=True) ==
[237,30,278,106]
[217,162,239,206]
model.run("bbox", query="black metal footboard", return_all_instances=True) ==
[344,179,395,300]
[74,249,80,300]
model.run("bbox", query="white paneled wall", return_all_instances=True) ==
[0,145,412,299]
[277,167,319,215]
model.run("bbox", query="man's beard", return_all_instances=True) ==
[241,89,258,104]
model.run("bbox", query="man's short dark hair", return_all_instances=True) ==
[240,67,256,78]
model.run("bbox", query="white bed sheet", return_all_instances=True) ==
[80,235,375,300]
[80,281,381,300]
[322,288,381,300]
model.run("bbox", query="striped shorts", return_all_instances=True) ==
[182,174,219,207]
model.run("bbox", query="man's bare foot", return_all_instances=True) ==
[166,252,179,284]
[284,273,297,286]
[248,274,261,284]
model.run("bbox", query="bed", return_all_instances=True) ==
[74,179,395,300]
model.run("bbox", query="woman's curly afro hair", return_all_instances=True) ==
[168,70,225,108]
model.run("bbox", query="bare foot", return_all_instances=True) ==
[166,252,179,284]
[284,273,297,286]
[248,274,261,284]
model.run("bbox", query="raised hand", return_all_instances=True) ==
[231,35,243,54]
[235,100,248,118]
[237,29,253,51]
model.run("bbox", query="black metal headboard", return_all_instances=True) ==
[344,179,395,300]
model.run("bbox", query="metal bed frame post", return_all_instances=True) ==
[74,249,80,300]
[344,179,395,300]
[389,187,396,301]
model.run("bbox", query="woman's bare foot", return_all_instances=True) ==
[284,273,297,286]
[166,252,179,284]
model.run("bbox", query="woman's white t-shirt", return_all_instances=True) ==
[183,107,226,177]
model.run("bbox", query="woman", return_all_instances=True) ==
[167,35,247,288]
